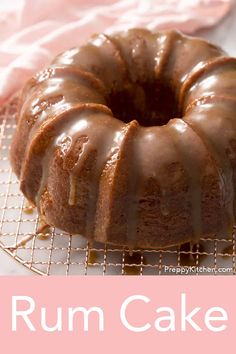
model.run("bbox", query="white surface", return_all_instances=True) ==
[0,251,32,275]
[1,1,236,275]
[197,0,236,56]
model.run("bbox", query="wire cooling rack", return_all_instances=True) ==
[0,97,235,275]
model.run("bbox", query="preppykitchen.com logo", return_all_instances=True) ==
[164,265,233,275]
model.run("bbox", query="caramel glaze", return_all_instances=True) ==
[10,29,236,249]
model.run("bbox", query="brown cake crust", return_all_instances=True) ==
[10,29,236,249]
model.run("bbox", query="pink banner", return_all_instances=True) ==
[0,276,234,353]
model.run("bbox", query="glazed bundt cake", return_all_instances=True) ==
[10,28,236,249]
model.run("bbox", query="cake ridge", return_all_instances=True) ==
[183,115,235,236]
[180,57,236,111]
[94,120,140,245]
[185,94,236,113]
[49,64,108,95]
[166,119,202,242]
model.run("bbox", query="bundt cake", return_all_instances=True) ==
[10,28,236,249]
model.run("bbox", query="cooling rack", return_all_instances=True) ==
[0,97,235,275]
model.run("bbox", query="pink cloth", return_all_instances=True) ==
[0,0,233,104]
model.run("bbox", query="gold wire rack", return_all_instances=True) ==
[0,97,235,275]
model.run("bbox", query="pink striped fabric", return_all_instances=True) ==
[0,0,232,104]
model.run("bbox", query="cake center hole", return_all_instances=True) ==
[109,81,179,127]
